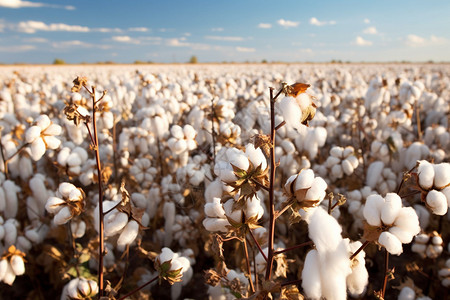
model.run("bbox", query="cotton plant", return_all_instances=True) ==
[0,245,26,286]
[346,186,377,231]
[0,173,20,219]
[155,247,193,286]
[438,258,450,288]
[411,232,443,259]
[25,114,62,161]
[60,277,98,300]
[414,160,450,215]
[363,193,421,255]
[366,161,398,195]
[56,142,89,177]
[45,182,85,225]
[324,146,359,181]
[129,157,157,189]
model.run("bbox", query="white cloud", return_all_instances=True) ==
[406,34,448,47]
[363,26,377,34]
[128,27,148,32]
[310,17,336,26]
[300,48,313,54]
[23,37,47,43]
[236,46,255,53]
[258,23,272,29]
[16,20,89,33]
[364,18,370,24]
[166,38,189,47]
[205,35,244,41]
[211,27,224,32]
[52,40,110,49]
[112,35,140,44]
[0,0,74,10]
[355,36,372,46]
[0,44,35,51]
[277,19,299,28]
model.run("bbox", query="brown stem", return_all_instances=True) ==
[274,241,314,255]
[415,101,422,141]
[251,179,270,192]
[112,115,118,182]
[382,248,390,298]
[275,121,286,131]
[248,228,267,262]
[90,87,105,298]
[210,97,216,164]
[265,87,276,281]
[274,202,292,219]
[350,240,370,260]
[243,236,255,293]
[117,275,159,300]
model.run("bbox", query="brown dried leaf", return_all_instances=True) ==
[362,222,383,242]
[281,285,304,300]
[71,76,88,93]
[285,83,311,97]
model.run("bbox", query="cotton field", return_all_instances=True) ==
[0,63,449,300]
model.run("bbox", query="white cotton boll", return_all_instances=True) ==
[25,126,41,143]
[45,197,65,214]
[214,162,236,183]
[363,194,385,226]
[204,198,225,218]
[381,193,402,225]
[379,231,403,255]
[325,156,341,168]
[171,125,184,139]
[413,204,430,229]
[309,207,342,252]
[183,125,196,140]
[394,207,420,239]
[341,159,354,176]
[411,243,427,254]
[164,202,175,246]
[245,196,263,220]
[30,138,46,161]
[228,151,249,171]
[347,241,368,297]
[366,161,384,188]
[3,181,18,218]
[398,286,416,300]
[2,262,16,285]
[10,255,25,276]
[302,250,322,300]
[0,259,7,282]
[305,177,327,201]
[53,206,73,225]
[331,164,344,179]
[4,221,17,246]
[278,96,302,129]
[71,221,86,238]
[442,187,450,207]
[67,278,81,298]
[426,190,448,215]
[17,236,32,252]
[117,220,139,251]
[104,211,129,236]
[44,123,62,136]
[245,144,267,169]
[173,139,187,154]
[433,163,450,189]
[158,247,176,265]
[204,180,223,202]
[19,156,33,180]
[223,199,242,224]
[294,169,315,190]
[330,146,343,158]
[417,160,435,189]
[36,115,51,130]
[202,218,229,233]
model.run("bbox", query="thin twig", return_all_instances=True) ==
[117,275,159,300]
[210,97,216,164]
[265,87,277,281]
[349,240,370,260]
[243,236,255,293]
[274,241,314,255]
[381,249,390,298]
[248,229,267,262]
[275,120,286,131]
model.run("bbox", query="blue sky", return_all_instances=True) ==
[0,0,449,63]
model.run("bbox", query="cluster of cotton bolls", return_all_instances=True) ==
[0,64,449,299]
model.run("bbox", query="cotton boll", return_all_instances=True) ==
[305,177,327,201]
[363,194,385,227]
[381,193,402,225]
[278,96,302,130]
[53,206,73,225]
[366,161,384,188]
[417,160,435,189]
[164,202,176,246]
[0,259,7,282]
[71,220,86,239]
[3,180,19,218]
[294,169,315,190]
[426,190,448,215]
[378,231,403,255]
[117,220,139,251]
[223,199,243,224]
[25,126,41,143]
[433,163,450,189]
[104,211,128,236]
[10,255,25,276]
[393,207,420,241]
[347,241,368,297]
[398,286,416,300]
[302,250,322,300]
[413,204,430,229]
[2,262,16,285]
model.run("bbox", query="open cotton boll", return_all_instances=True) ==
[71,220,86,239]
[104,211,129,236]
[302,249,322,299]
[45,197,65,214]
[117,220,139,251]
[366,161,384,188]
[304,177,327,201]
[363,194,385,227]
[53,206,73,225]
[294,169,315,190]
[433,163,450,189]
[442,187,450,207]
[2,262,16,285]
[417,160,435,189]
[308,207,343,252]
[379,231,403,255]
[278,96,302,130]
[245,143,267,170]
[426,190,448,215]
[381,193,402,225]
[25,126,41,143]
[10,255,25,276]
[393,207,420,242]
[30,138,46,161]
[222,199,243,224]
[204,198,226,218]
[347,241,368,296]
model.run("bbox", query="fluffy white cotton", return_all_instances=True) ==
[433,163,450,189]
[366,161,384,189]
[363,194,385,227]
[278,96,302,130]
[417,160,435,190]
[381,193,402,225]
[426,190,448,215]
[302,249,322,299]
[347,241,368,296]
[379,231,403,255]
[398,286,415,300]
[117,220,139,251]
